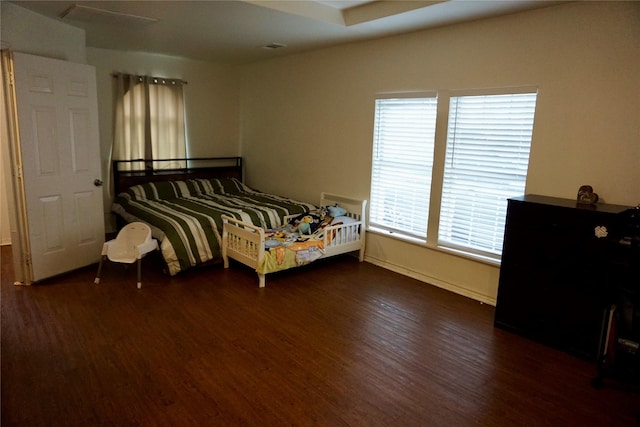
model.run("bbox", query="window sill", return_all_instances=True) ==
[366,226,501,268]
[433,245,501,267]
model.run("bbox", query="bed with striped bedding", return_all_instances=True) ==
[111,178,315,275]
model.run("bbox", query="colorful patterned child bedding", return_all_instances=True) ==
[258,207,359,274]
[111,178,315,275]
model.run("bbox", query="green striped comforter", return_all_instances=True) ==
[112,178,315,275]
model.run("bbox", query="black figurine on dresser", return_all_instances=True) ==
[494,194,632,360]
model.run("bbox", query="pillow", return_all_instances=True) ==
[188,177,251,196]
[215,177,252,195]
[123,181,182,201]
[187,178,216,196]
[326,205,347,217]
[172,180,195,198]
[331,215,357,225]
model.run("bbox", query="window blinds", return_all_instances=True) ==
[370,97,437,238]
[438,92,537,256]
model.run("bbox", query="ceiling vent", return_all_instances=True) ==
[60,4,159,26]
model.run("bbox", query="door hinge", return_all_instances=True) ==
[13,162,24,181]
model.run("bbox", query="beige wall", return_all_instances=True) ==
[86,48,241,231]
[239,2,640,304]
[0,2,86,63]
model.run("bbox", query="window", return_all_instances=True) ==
[369,88,538,261]
[113,74,187,170]
[370,95,437,238]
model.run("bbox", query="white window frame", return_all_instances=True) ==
[369,86,538,264]
[369,92,438,240]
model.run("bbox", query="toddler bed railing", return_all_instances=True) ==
[222,192,367,287]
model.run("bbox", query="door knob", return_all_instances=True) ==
[94,179,103,187]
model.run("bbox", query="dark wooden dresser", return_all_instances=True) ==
[494,194,632,360]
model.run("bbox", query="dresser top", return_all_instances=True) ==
[510,194,631,215]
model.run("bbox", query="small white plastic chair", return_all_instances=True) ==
[94,222,159,289]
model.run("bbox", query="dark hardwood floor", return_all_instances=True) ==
[2,245,638,426]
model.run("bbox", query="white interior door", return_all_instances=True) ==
[12,52,104,282]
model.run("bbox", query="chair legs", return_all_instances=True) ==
[94,256,105,284]
[94,256,145,289]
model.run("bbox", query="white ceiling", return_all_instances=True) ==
[9,0,566,64]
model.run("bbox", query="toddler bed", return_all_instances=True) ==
[222,192,367,287]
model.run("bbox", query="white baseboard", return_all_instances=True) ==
[364,255,497,306]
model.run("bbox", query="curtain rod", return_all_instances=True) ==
[111,73,188,85]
